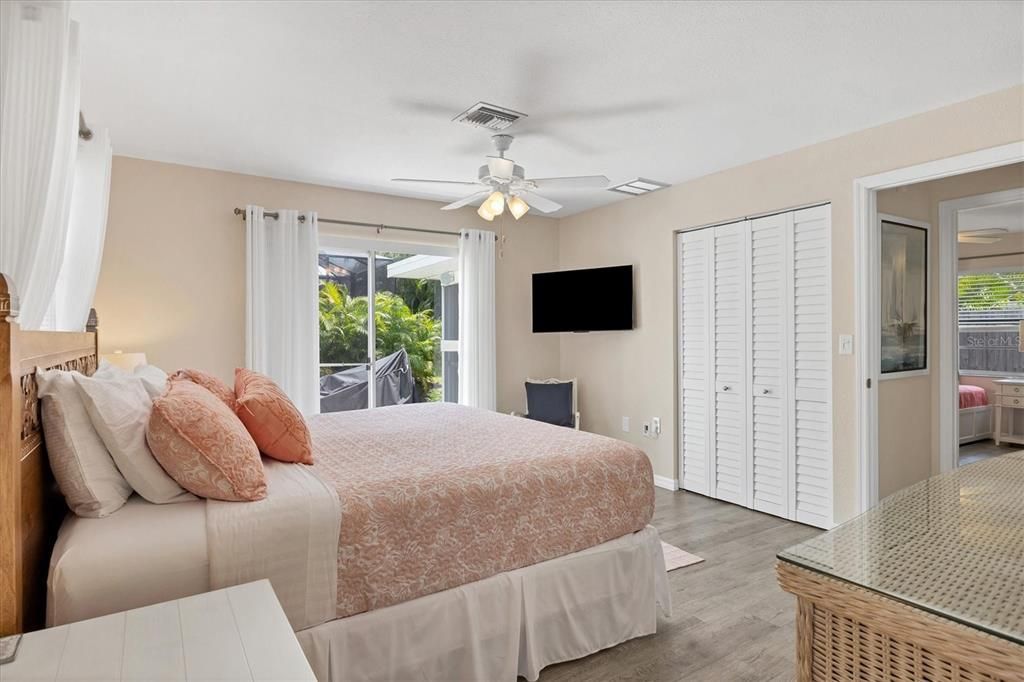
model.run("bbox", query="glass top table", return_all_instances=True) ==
[778,452,1023,645]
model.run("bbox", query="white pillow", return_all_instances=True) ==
[73,373,194,504]
[36,367,132,517]
[96,359,168,398]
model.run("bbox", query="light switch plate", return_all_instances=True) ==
[652,417,661,435]
[621,416,630,433]
[839,334,854,355]
[642,421,651,437]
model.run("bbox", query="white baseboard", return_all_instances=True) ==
[653,475,678,491]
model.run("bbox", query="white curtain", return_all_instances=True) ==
[457,229,497,410]
[0,2,81,329]
[50,127,113,330]
[245,205,320,415]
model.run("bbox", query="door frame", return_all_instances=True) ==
[853,142,1024,514]
[937,186,1024,472]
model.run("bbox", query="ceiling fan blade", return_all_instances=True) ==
[528,175,610,190]
[391,178,481,187]
[519,191,562,214]
[959,228,1009,237]
[958,236,1003,244]
[441,191,489,211]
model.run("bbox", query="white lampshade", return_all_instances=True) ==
[101,351,148,371]
[477,203,495,221]
[484,191,505,216]
[507,195,530,220]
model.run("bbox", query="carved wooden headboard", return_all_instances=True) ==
[1,273,98,635]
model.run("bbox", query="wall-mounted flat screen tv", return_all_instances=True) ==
[532,265,634,333]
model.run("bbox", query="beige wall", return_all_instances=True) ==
[875,163,1023,497]
[557,85,1023,523]
[94,157,561,414]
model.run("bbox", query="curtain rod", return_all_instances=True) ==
[232,207,497,240]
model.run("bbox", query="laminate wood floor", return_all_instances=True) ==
[536,489,822,682]
[958,439,1022,466]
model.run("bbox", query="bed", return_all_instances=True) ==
[0,278,669,681]
[959,383,993,444]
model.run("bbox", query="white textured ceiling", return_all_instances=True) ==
[70,0,1024,217]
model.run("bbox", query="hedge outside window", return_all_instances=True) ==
[958,270,1023,376]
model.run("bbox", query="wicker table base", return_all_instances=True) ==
[777,561,1024,682]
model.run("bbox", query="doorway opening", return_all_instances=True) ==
[317,238,459,412]
[853,143,1023,512]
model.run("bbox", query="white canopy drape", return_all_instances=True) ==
[51,127,113,330]
[457,229,497,411]
[245,206,320,415]
[0,1,81,328]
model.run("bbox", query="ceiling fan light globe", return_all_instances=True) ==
[485,191,505,215]
[508,195,530,219]
[477,203,495,221]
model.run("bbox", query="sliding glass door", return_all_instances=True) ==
[318,242,458,412]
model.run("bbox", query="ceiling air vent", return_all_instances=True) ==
[453,102,526,131]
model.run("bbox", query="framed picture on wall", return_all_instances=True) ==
[880,217,929,375]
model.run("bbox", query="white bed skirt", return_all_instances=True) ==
[296,525,671,682]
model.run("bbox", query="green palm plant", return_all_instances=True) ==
[318,281,442,398]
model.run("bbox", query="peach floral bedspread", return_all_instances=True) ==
[307,402,654,618]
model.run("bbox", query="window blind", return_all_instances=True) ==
[957,270,1024,325]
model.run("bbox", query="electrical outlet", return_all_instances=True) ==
[642,421,651,437]
[652,417,661,436]
[621,416,630,433]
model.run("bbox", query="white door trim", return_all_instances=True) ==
[853,142,1024,514]
[937,187,1024,474]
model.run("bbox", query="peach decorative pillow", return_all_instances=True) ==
[147,380,266,501]
[234,368,314,464]
[170,368,236,410]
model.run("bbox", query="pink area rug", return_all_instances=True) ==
[661,541,705,572]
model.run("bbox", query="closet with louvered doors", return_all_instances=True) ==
[675,204,833,529]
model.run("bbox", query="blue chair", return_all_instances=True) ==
[513,378,580,429]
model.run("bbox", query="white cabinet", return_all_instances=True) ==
[677,205,833,528]
[0,581,315,681]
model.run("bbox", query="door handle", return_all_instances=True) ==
[722,385,731,392]
[762,388,770,395]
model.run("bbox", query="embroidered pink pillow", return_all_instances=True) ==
[234,368,313,465]
[147,380,266,501]
[170,368,236,410]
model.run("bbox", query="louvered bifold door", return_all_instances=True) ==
[678,229,712,496]
[711,221,748,506]
[790,205,833,528]
[748,213,790,519]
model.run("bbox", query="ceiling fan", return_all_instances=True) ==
[391,134,608,220]
[958,228,1009,244]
